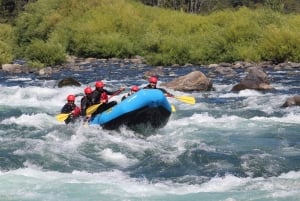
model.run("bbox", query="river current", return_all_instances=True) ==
[0,61,299,201]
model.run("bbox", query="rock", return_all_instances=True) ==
[161,71,213,92]
[232,67,273,91]
[144,67,165,78]
[39,67,53,76]
[213,66,237,77]
[57,77,81,88]
[281,95,300,108]
[2,64,23,73]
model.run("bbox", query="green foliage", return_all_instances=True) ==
[145,36,192,66]
[26,60,44,69]
[3,0,300,66]
[69,32,136,58]
[259,25,300,63]
[0,23,14,64]
[24,39,65,66]
[0,41,13,64]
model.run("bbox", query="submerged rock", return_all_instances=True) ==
[232,67,273,91]
[57,77,81,88]
[281,95,300,108]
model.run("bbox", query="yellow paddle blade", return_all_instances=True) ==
[175,96,196,104]
[171,105,176,112]
[55,113,71,122]
[86,103,102,116]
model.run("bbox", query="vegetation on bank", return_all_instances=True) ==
[0,0,300,67]
[139,0,300,14]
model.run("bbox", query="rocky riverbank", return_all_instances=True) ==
[1,56,300,107]
[1,56,300,76]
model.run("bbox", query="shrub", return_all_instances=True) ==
[259,25,300,63]
[24,39,65,66]
[0,23,14,64]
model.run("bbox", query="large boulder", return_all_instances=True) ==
[57,77,81,88]
[231,67,273,91]
[1,64,23,73]
[281,95,300,108]
[143,66,164,78]
[161,71,213,92]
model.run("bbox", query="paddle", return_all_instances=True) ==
[171,105,176,112]
[86,103,103,116]
[173,95,196,105]
[55,112,72,122]
[85,88,124,116]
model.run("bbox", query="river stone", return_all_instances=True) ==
[161,71,213,92]
[231,67,273,91]
[281,95,300,108]
[57,77,81,88]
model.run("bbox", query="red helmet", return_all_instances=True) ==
[131,86,139,92]
[149,76,158,84]
[95,81,104,88]
[84,87,93,95]
[67,94,75,102]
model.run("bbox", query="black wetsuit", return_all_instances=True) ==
[61,103,78,124]
[89,88,120,117]
[80,95,93,116]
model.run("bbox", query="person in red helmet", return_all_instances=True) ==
[80,87,93,116]
[90,91,114,116]
[145,76,158,89]
[144,76,173,97]
[86,80,125,117]
[121,85,140,101]
[91,80,125,104]
[60,94,81,124]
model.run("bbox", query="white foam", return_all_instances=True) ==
[220,89,263,98]
[251,112,300,124]
[1,113,58,129]
[100,148,138,168]
[1,168,300,200]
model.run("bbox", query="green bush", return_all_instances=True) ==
[259,25,300,63]
[0,23,14,64]
[0,41,13,65]
[7,0,300,66]
[24,39,65,66]
[69,32,135,58]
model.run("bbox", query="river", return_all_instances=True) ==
[0,61,299,201]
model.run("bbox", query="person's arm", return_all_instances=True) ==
[158,88,174,97]
[80,98,87,116]
[143,84,151,89]
[91,91,100,104]
[105,87,125,96]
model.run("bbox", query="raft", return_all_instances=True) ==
[89,89,172,130]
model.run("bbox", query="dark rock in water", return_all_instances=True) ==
[281,95,300,108]
[232,67,273,91]
[57,77,81,88]
[143,66,164,79]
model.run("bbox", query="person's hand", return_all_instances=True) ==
[120,87,125,91]
[165,93,174,97]
[100,99,108,103]
[85,115,91,122]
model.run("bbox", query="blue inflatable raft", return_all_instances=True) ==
[90,89,172,130]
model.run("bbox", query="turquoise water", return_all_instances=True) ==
[0,64,300,201]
